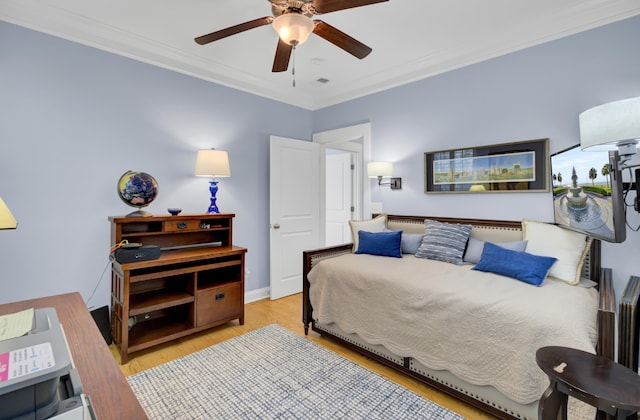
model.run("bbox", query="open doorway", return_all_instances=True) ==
[325,147,357,246]
[313,123,371,247]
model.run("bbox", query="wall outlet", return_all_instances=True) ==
[370,202,383,214]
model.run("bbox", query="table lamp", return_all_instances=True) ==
[0,197,17,229]
[195,149,231,214]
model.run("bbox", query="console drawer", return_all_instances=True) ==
[196,282,242,326]
[163,219,202,232]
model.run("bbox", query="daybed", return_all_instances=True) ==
[303,214,615,420]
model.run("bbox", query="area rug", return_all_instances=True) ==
[127,324,465,419]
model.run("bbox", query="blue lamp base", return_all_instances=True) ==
[207,180,220,214]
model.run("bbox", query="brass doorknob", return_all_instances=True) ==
[273,224,280,229]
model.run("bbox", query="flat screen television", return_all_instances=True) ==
[551,144,626,243]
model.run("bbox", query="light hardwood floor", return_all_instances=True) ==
[111,293,496,419]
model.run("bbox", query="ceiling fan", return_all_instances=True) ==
[195,0,389,72]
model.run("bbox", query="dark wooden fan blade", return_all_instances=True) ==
[195,16,273,45]
[312,0,388,14]
[272,39,293,72]
[312,20,372,59]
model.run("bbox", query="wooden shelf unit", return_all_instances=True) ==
[109,213,246,363]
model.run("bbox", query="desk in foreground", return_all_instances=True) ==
[0,292,147,419]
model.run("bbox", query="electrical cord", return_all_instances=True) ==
[110,239,130,253]
[85,240,129,309]
[85,258,112,310]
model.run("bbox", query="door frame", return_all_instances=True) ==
[313,123,372,245]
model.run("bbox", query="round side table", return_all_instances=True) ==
[536,346,640,420]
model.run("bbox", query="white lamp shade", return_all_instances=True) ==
[195,149,231,177]
[367,162,393,178]
[0,197,17,229]
[272,13,314,46]
[579,97,640,152]
[468,184,486,192]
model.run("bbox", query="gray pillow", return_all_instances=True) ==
[463,237,528,264]
[415,220,472,265]
[401,233,424,254]
[383,229,424,254]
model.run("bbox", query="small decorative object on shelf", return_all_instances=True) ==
[117,170,158,217]
[167,208,182,216]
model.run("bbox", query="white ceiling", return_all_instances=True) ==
[2,0,639,110]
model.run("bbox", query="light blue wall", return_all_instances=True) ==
[0,21,312,308]
[1,17,639,309]
[313,15,640,297]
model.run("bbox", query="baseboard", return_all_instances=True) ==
[245,287,270,303]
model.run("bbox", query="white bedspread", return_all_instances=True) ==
[308,253,598,405]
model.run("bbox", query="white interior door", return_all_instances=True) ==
[325,150,353,246]
[269,136,320,300]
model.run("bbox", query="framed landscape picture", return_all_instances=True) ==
[424,138,549,193]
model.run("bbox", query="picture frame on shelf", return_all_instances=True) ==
[424,138,549,193]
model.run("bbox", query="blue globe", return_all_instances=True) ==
[117,171,158,217]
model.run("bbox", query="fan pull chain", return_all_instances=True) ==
[292,44,296,88]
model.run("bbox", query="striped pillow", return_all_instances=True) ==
[415,220,472,265]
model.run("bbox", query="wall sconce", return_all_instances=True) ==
[0,197,17,229]
[367,162,402,189]
[195,149,231,214]
[579,96,640,164]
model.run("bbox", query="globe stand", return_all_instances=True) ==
[207,180,220,214]
[126,208,153,217]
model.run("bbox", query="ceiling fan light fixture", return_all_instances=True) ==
[272,13,314,46]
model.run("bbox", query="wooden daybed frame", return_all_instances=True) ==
[302,214,616,420]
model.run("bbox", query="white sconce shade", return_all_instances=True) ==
[195,149,231,178]
[579,97,640,159]
[0,197,17,229]
[272,13,315,46]
[367,162,402,189]
[367,162,393,178]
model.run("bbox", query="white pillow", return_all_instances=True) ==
[522,220,592,285]
[349,214,387,252]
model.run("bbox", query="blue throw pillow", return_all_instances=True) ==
[472,242,557,286]
[355,230,402,258]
